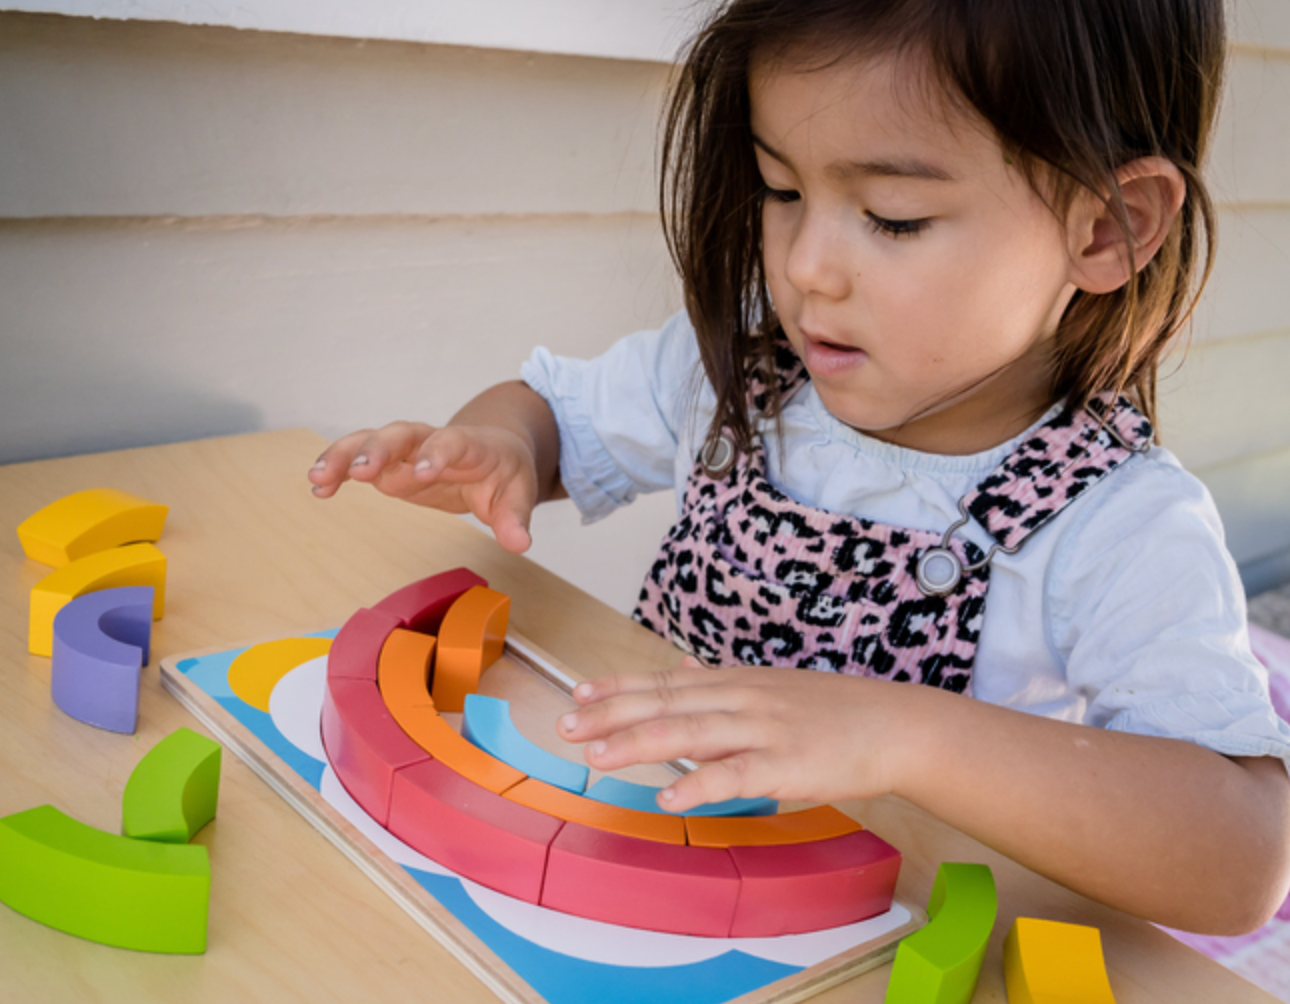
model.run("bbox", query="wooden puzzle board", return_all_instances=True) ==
[160,630,922,1004]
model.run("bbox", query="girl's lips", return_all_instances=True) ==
[801,333,868,376]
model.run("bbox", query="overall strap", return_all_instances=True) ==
[961,393,1155,553]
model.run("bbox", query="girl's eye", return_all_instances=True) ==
[762,185,801,204]
[866,212,930,238]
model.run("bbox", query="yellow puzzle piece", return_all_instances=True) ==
[1004,917,1117,1004]
[29,543,167,658]
[17,488,168,568]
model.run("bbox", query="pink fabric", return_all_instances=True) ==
[1163,622,1290,1001]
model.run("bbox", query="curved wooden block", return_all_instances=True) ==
[17,488,168,568]
[377,628,437,710]
[0,805,209,953]
[433,586,510,712]
[373,567,488,634]
[685,804,861,848]
[585,776,778,818]
[885,862,997,1004]
[728,829,901,937]
[123,728,222,844]
[320,677,430,825]
[29,542,166,658]
[50,586,154,734]
[462,694,589,794]
[327,607,404,682]
[389,702,525,795]
[504,778,686,845]
[541,823,740,937]
[1004,917,1117,1004]
[388,759,562,904]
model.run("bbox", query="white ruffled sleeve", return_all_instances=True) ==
[520,311,707,523]
[1047,453,1290,767]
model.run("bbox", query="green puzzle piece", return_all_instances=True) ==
[885,862,998,1004]
[0,804,210,953]
[123,727,222,843]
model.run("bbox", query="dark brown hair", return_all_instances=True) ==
[661,0,1225,453]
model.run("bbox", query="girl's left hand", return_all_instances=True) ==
[557,658,912,812]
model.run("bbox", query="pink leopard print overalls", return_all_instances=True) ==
[632,344,1153,694]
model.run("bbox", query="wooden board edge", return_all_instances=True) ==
[159,655,550,1004]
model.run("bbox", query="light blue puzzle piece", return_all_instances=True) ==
[585,776,778,818]
[462,694,590,794]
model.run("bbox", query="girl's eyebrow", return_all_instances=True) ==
[752,133,956,183]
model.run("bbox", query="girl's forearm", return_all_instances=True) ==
[890,684,1290,933]
[448,380,566,503]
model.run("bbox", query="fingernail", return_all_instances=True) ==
[311,459,327,471]
[415,459,434,474]
[588,741,606,758]
[659,787,676,803]
[350,455,369,469]
[559,713,578,734]
[573,682,594,701]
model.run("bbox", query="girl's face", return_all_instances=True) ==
[752,50,1080,455]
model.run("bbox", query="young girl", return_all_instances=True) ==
[309,0,1290,935]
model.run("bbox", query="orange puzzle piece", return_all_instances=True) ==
[432,586,509,712]
[391,703,525,796]
[505,778,687,845]
[378,628,437,710]
[685,805,862,848]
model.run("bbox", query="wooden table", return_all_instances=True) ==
[0,429,1276,1003]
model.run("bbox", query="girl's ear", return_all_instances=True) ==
[1067,157,1187,295]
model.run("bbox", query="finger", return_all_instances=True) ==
[561,677,715,742]
[658,756,766,813]
[569,667,727,710]
[412,426,494,484]
[309,430,377,497]
[579,705,771,773]
[346,422,434,484]
[488,498,534,553]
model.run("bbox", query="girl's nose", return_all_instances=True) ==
[783,210,851,300]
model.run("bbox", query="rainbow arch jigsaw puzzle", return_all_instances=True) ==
[160,568,922,1004]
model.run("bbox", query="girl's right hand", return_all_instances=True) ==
[307,421,539,553]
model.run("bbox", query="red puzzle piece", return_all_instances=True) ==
[388,758,563,904]
[542,823,741,937]
[727,829,901,937]
[326,607,404,682]
[320,677,430,826]
[372,567,488,635]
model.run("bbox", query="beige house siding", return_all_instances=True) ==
[1159,14,1290,593]
[1,4,1287,609]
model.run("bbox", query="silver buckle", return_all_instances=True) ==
[700,433,737,477]
[916,499,1018,597]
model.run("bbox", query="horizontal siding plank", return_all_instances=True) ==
[0,13,669,219]
[0,214,680,465]
[1231,0,1290,53]
[1194,447,1290,567]
[0,2,710,63]
[1190,205,1290,343]
[1209,47,1290,205]
[1158,327,1290,470]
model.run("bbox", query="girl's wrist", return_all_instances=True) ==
[872,678,948,803]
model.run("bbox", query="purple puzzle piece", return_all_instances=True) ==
[50,586,155,734]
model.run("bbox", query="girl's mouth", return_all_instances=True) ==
[801,333,868,375]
